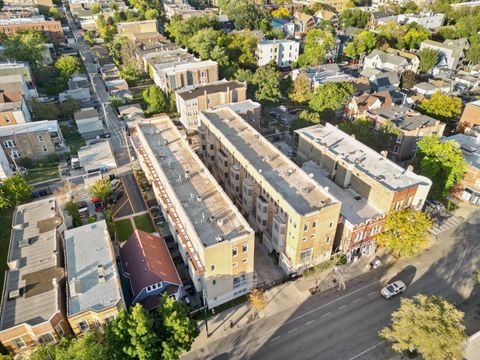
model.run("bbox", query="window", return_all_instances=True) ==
[262,219,267,226]
[329,222,333,228]
[232,248,238,257]
[302,237,307,242]
[233,262,238,268]
[395,135,403,144]
[242,243,248,253]
[310,234,315,239]
[212,280,216,285]
[4,115,10,123]
[78,320,90,333]
[42,146,48,152]
[38,135,44,142]
[304,222,309,231]
[312,220,317,228]
[105,316,115,323]
[55,323,65,337]
[39,332,55,344]
[12,337,25,349]
[10,150,20,158]
[3,139,16,148]
[242,258,247,264]
[326,236,330,243]
[211,264,216,271]
[393,146,399,154]
[300,248,313,262]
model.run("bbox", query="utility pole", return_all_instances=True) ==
[203,290,210,337]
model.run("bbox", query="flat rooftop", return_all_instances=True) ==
[0,120,58,137]
[78,140,116,170]
[158,60,217,75]
[303,161,383,224]
[296,123,432,191]
[176,79,246,101]
[65,221,123,316]
[137,117,251,246]
[201,108,338,215]
[0,198,63,330]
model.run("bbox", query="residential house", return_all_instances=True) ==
[0,92,31,126]
[397,11,445,30]
[117,20,158,41]
[346,91,394,117]
[150,59,219,93]
[256,39,300,68]
[366,105,446,160]
[199,108,341,275]
[77,140,116,174]
[315,0,350,12]
[385,48,420,74]
[412,82,440,97]
[293,64,355,88]
[364,50,409,74]
[293,12,315,34]
[0,198,71,354]
[3,0,53,12]
[68,74,89,90]
[105,78,128,94]
[454,72,480,90]
[0,120,64,162]
[441,134,480,205]
[120,230,183,310]
[0,62,37,98]
[175,79,247,131]
[458,100,480,132]
[133,115,256,308]
[65,221,125,335]
[73,108,104,140]
[368,11,393,30]
[370,71,400,92]
[0,16,64,42]
[372,0,434,10]
[59,88,91,104]
[419,40,464,72]
[295,124,432,259]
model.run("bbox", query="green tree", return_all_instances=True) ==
[55,55,82,81]
[156,294,198,359]
[144,8,159,20]
[59,97,81,118]
[2,30,47,66]
[309,82,354,117]
[0,175,32,209]
[127,304,159,360]
[272,7,291,18]
[289,73,312,103]
[290,110,321,133]
[83,31,95,46]
[344,31,377,59]
[466,41,480,65]
[338,117,398,151]
[376,209,432,258]
[415,136,467,199]
[217,0,272,31]
[418,93,462,123]
[29,100,61,120]
[402,26,430,49]
[65,200,82,227]
[189,28,221,60]
[400,70,416,89]
[88,179,111,204]
[380,294,467,360]
[166,15,219,48]
[296,29,335,67]
[418,48,438,73]
[225,32,258,70]
[339,8,369,28]
[91,3,102,13]
[251,66,282,104]
[142,86,167,114]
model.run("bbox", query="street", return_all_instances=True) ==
[184,207,480,360]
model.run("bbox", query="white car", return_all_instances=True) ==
[381,280,406,299]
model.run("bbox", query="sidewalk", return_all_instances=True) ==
[191,249,397,351]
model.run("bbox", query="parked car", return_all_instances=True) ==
[110,179,122,192]
[77,201,89,218]
[381,280,406,299]
[109,189,124,204]
[91,196,104,212]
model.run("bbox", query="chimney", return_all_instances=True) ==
[98,264,106,283]
[380,150,388,158]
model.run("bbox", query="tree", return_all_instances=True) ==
[83,31,95,46]
[272,7,291,18]
[166,15,219,48]
[144,8,159,20]
[0,175,32,209]
[401,26,430,50]
[339,117,398,152]
[380,294,467,360]
[415,136,467,199]
[127,304,159,360]
[189,28,221,60]
[91,3,102,13]
[309,82,354,117]
[65,201,82,227]
[344,31,377,59]
[400,70,416,89]
[217,0,272,31]
[59,97,81,118]
[251,66,282,104]
[2,30,47,66]
[418,48,438,73]
[88,179,111,205]
[466,42,480,65]
[143,86,167,114]
[289,73,312,103]
[339,8,369,28]
[418,93,462,123]
[290,110,321,133]
[296,29,335,67]
[156,294,198,359]
[376,209,432,258]
[248,289,267,318]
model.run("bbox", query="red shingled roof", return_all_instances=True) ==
[120,230,182,300]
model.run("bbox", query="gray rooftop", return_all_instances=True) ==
[74,108,99,121]
[414,82,439,91]
[212,99,261,114]
[366,50,408,66]
[368,105,438,131]
[303,161,383,224]
[296,123,432,191]
[176,79,246,101]
[137,117,252,246]
[442,134,480,169]
[0,120,58,137]
[201,108,338,215]
[0,198,63,330]
[78,141,116,171]
[65,221,123,316]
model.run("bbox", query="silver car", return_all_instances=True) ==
[381,280,406,299]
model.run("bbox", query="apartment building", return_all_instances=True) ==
[256,39,300,68]
[0,92,31,126]
[117,20,158,41]
[366,105,446,160]
[0,120,65,162]
[296,123,432,214]
[0,16,64,43]
[0,147,12,179]
[175,79,247,131]
[138,43,194,72]
[198,108,341,275]
[132,116,255,308]
[0,62,38,99]
[212,100,262,131]
[0,198,71,354]
[3,0,53,12]
[151,59,219,93]
[65,221,124,335]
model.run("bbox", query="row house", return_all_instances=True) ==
[0,62,38,99]
[0,16,64,43]
[198,108,341,276]
[0,91,31,126]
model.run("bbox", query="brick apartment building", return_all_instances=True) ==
[0,16,64,42]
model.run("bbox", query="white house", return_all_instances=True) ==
[364,49,409,73]
[398,11,445,30]
[256,39,300,68]
[73,108,104,140]
[419,40,464,71]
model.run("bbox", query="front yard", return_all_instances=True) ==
[133,213,156,233]
[114,218,134,242]
[26,164,60,185]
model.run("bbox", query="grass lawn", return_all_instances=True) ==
[115,219,134,242]
[60,124,86,155]
[26,165,60,185]
[0,209,13,296]
[133,214,155,233]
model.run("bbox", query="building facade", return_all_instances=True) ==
[256,39,300,68]
[132,115,256,308]
[198,108,341,275]
[0,92,31,126]
[0,17,64,42]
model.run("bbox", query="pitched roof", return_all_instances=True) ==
[366,49,408,66]
[120,230,182,299]
[352,91,393,112]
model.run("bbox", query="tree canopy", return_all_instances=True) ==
[143,86,168,115]
[309,82,355,116]
[380,294,467,360]
[0,175,32,209]
[55,55,82,81]
[88,179,111,204]
[418,93,462,123]
[415,136,467,200]
[1,30,47,66]
[339,8,369,28]
[272,7,291,19]
[344,31,377,59]
[288,73,312,103]
[296,29,335,67]
[217,0,272,31]
[251,66,283,104]
[418,48,438,73]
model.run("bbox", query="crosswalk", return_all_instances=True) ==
[429,214,464,236]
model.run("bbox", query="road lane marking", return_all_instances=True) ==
[346,341,385,360]
[353,298,362,303]
[321,312,331,318]
[288,328,297,334]
[270,336,281,342]
[338,305,347,310]
[306,320,314,326]
[367,291,376,296]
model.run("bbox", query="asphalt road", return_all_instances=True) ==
[121,173,147,213]
[184,207,480,360]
